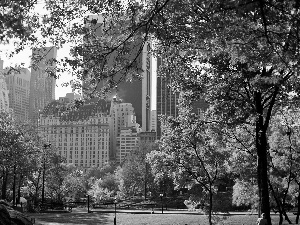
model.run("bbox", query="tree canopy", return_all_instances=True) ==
[1,1,300,224]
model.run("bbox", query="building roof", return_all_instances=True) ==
[41,99,111,122]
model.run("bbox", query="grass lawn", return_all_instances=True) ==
[27,210,298,225]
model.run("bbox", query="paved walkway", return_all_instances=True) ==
[73,207,260,215]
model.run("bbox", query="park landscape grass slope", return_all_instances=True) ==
[30,210,298,225]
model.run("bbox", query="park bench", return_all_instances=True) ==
[92,201,115,209]
[38,202,73,212]
[290,207,299,215]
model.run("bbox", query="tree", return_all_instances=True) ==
[0,0,38,44]
[116,142,157,199]
[45,155,68,203]
[148,102,229,225]
[224,124,259,211]
[232,179,258,211]
[36,2,299,222]
[0,111,47,210]
[83,162,117,191]
[88,173,119,203]
[0,111,35,204]
[0,110,17,200]
[2,1,300,224]
[146,2,299,224]
[269,108,300,224]
[61,166,85,201]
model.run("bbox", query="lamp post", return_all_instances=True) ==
[87,195,90,213]
[42,143,51,204]
[114,198,117,225]
[159,193,164,214]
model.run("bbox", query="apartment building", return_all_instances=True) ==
[109,96,141,160]
[38,98,111,168]
[116,127,140,164]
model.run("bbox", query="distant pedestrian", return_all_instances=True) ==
[257,213,268,225]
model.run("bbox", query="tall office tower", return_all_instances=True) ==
[5,68,31,121]
[154,58,208,138]
[156,75,180,138]
[141,42,156,132]
[0,60,10,112]
[109,97,140,160]
[29,47,57,124]
[83,16,144,128]
[38,98,111,168]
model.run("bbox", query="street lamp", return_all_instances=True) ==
[42,143,51,204]
[114,197,117,225]
[87,195,91,213]
[159,193,164,214]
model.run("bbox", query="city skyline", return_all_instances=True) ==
[0,46,73,100]
[29,47,57,124]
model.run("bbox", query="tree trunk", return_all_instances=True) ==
[144,163,147,200]
[34,168,42,204]
[269,181,283,224]
[269,181,292,224]
[255,91,271,225]
[12,165,16,206]
[296,183,300,224]
[208,188,213,225]
[17,174,23,205]
[1,168,8,200]
[279,213,283,225]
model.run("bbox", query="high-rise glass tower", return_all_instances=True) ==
[83,16,144,128]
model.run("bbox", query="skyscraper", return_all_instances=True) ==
[29,47,57,124]
[5,68,31,121]
[141,42,154,132]
[151,57,208,138]
[156,75,180,137]
[83,16,144,128]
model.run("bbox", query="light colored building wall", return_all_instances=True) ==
[109,97,137,160]
[0,59,10,112]
[65,93,82,101]
[5,68,31,121]
[38,100,111,168]
[150,110,157,132]
[116,128,140,164]
[138,131,156,143]
[0,59,3,70]
[0,74,10,112]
